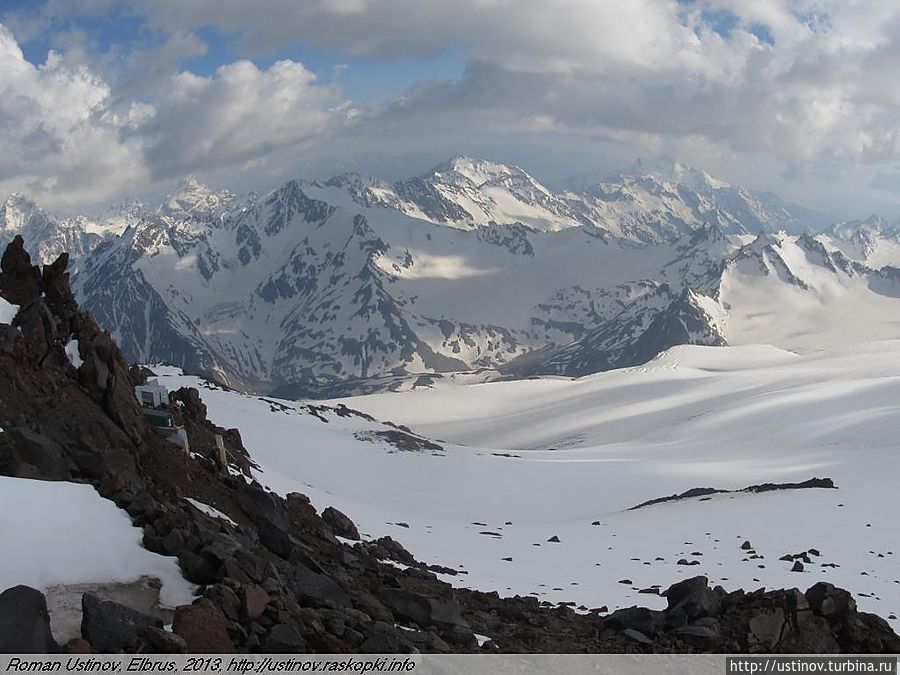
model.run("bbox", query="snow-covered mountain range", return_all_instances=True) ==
[5,156,900,396]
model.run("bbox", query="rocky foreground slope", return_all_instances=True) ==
[0,236,898,654]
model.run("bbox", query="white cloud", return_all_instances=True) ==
[0,23,145,207]
[140,59,344,179]
[123,0,900,171]
[0,22,345,209]
[6,2,900,216]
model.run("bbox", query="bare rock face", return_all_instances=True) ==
[0,586,58,653]
[171,386,208,423]
[0,238,145,447]
[72,312,145,446]
[0,235,42,307]
[664,576,722,621]
[240,584,270,621]
[806,582,856,623]
[42,252,78,320]
[322,506,361,540]
[0,238,145,484]
[172,601,235,653]
[81,593,162,653]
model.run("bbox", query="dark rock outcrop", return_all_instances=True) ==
[172,601,235,653]
[81,593,162,653]
[0,585,58,653]
[665,576,723,621]
[0,236,42,307]
[322,506,361,540]
[0,238,146,484]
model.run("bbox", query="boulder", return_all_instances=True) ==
[291,566,351,608]
[240,584,270,621]
[845,613,900,653]
[81,593,162,653]
[778,613,839,653]
[622,628,653,645]
[170,387,208,423]
[172,601,235,653]
[0,585,58,653]
[178,550,220,585]
[748,609,786,653]
[138,627,189,654]
[806,583,856,625]
[204,584,241,622]
[4,427,74,480]
[379,589,468,630]
[358,622,403,653]
[258,519,298,559]
[606,606,663,635]
[353,590,394,623]
[664,576,722,621]
[263,623,307,652]
[372,536,415,565]
[322,506,360,540]
[671,618,721,649]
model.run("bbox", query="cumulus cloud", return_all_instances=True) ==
[0,24,146,207]
[140,59,344,179]
[119,0,900,171]
[0,22,344,208]
[6,1,900,215]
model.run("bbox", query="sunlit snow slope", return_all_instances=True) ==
[155,341,900,628]
[0,475,195,606]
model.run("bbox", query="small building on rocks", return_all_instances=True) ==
[134,379,167,408]
[135,379,189,453]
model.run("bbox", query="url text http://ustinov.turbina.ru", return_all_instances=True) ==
[726,657,898,674]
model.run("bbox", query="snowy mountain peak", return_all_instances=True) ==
[160,176,234,219]
[434,155,528,186]
[4,192,29,207]
[3,191,44,214]
[1,192,55,236]
[629,157,730,192]
[742,229,784,252]
[324,171,384,191]
[829,215,897,240]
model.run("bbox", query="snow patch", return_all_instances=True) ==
[0,297,19,324]
[184,497,238,527]
[0,476,195,607]
[64,338,83,368]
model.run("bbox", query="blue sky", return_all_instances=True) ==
[3,0,900,218]
[3,0,466,104]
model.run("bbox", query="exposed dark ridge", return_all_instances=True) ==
[629,487,728,510]
[629,478,837,511]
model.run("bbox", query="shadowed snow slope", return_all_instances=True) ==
[154,341,900,628]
